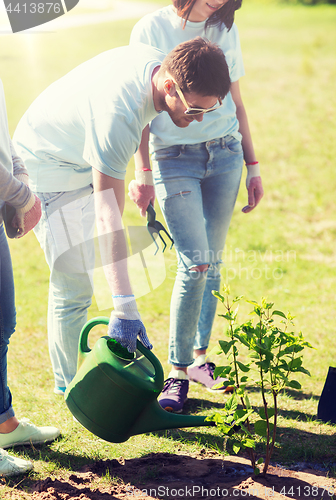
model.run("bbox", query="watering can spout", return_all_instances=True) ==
[65,317,215,443]
[129,399,214,437]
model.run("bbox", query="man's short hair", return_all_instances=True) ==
[161,37,231,99]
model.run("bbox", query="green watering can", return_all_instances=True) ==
[65,317,215,443]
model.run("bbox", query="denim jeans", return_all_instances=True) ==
[0,224,16,423]
[34,184,95,389]
[151,136,243,367]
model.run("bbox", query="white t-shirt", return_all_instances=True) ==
[130,5,245,152]
[13,44,164,192]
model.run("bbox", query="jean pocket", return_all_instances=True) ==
[225,136,243,155]
[41,192,65,207]
[152,146,182,161]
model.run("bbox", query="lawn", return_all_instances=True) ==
[1,0,336,495]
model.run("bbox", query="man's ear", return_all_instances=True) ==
[163,79,175,96]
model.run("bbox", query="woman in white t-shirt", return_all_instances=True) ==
[129,0,264,412]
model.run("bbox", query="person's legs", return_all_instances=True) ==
[0,225,16,426]
[0,225,59,476]
[194,135,243,353]
[34,185,95,390]
[152,137,243,410]
[188,136,243,391]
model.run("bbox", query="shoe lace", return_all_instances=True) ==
[201,362,216,378]
[0,449,8,460]
[163,378,187,394]
[19,418,35,429]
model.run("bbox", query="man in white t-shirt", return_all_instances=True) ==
[13,37,232,395]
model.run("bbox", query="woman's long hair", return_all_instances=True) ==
[173,0,242,31]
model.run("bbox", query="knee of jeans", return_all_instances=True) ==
[207,261,223,279]
[189,264,209,273]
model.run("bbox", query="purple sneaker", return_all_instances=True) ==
[188,361,234,393]
[158,378,189,413]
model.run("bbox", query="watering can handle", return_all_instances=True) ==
[79,316,110,354]
[79,318,164,387]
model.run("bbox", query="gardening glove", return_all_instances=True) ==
[108,295,153,353]
[128,170,155,217]
[242,162,264,214]
[11,192,42,238]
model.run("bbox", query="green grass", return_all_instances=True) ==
[1,0,336,495]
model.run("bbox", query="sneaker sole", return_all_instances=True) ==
[1,433,61,449]
[161,405,183,414]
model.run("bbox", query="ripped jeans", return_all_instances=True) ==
[152,136,243,367]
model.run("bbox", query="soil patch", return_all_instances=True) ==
[5,452,336,500]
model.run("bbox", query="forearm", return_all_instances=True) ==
[10,139,28,180]
[134,125,151,171]
[0,159,30,208]
[93,169,133,296]
[236,103,257,165]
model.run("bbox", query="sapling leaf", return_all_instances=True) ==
[219,340,235,355]
[259,407,275,420]
[296,366,311,376]
[225,394,238,412]
[254,420,274,437]
[243,438,256,449]
[212,290,224,302]
[232,442,241,454]
[246,299,258,306]
[272,310,287,319]
[234,409,254,425]
[214,365,231,379]
[257,458,264,465]
[254,467,260,475]
[236,361,250,373]
[286,380,301,389]
[233,295,244,303]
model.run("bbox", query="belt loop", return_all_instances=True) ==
[221,137,225,148]
[181,144,185,153]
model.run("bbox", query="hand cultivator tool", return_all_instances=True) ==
[146,203,174,255]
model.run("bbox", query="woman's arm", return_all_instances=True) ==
[231,80,264,213]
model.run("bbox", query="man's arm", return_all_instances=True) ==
[92,167,132,295]
[92,167,153,353]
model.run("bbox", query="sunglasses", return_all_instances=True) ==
[174,82,222,116]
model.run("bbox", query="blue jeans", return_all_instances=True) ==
[152,136,243,367]
[34,185,95,389]
[0,224,16,423]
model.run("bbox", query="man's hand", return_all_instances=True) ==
[108,294,153,353]
[128,170,155,217]
[108,317,153,353]
[242,163,264,214]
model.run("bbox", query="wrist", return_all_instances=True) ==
[246,162,260,177]
[135,170,153,186]
[16,191,35,214]
[112,295,141,321]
